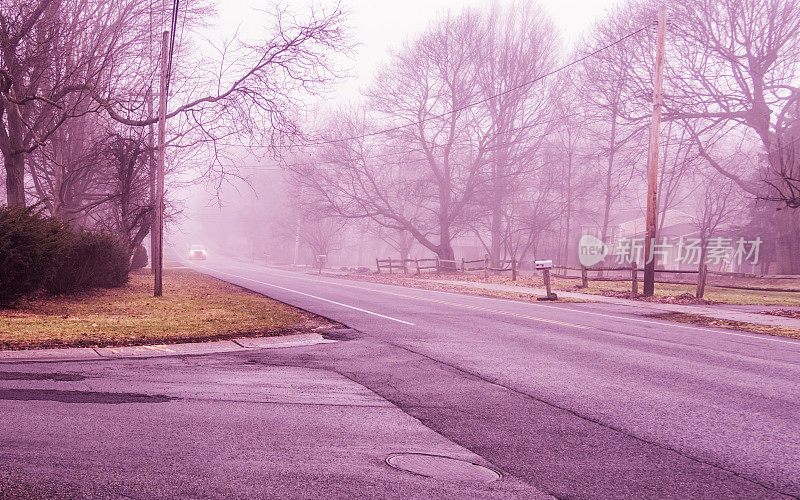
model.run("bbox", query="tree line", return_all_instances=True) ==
[286,0,800,274]
[3,0,799,274]
[1,0,347,261]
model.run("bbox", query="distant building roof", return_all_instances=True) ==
[619,209,694,237]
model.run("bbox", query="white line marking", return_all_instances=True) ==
[193,265,415,326]
[530,302,800,346]
[210,260,800,347]
[200,262,585,327]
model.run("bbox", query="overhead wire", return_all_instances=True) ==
[185,23,650,158]
[165,0,179,100]
[180,22,653,178]
[287,24,652,149]
[194,23,653,176]
[200,106,595,162]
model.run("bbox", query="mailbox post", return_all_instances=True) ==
[534,260,557,301]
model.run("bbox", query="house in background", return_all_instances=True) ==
[580,209,761,273]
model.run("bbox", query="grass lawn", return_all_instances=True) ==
[0,269,335,350]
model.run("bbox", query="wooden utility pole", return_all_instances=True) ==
[154,30,169,297]
[147,87,156,274]
[643,5,667,297]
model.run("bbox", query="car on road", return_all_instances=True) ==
[187,245,207,260]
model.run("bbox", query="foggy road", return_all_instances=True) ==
[2,254,799,498]
[188,256,800,499]
[5,0,800,497]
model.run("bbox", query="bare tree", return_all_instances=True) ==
[547,92,594,265]
[689,173,743,297]
[92,132,155,257]
[577,9,649,244]
[667,0,800,272]
[655,120,700,233]
[1,0,348,208]
[762,102,800,208]
[368,226,415,262]
[661,0,800,190]
[588,0,800,272]
[503,155,566,264]
[473,1,559,266]
[291,11,492,265]
[0,0,174,206]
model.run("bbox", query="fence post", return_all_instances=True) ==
[415,258,421,276]
[631,261,639,295]
[376,258,380,274]
[581,266,588,288]
[484,254,489,279]
[435,256,440,272]
[511,257,517,281]
[388,258,393,275]
[402,258,408,275]
[461,257,465,272]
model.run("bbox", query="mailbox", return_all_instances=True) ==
[534,259,553,270]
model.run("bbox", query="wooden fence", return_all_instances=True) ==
[553,262,734,297]
[373,258,797,297]
[375,258,414,275]
[377,254,517,280]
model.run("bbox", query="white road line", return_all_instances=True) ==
[530,302,800,346]
[204,260,800,347]
[202,262,586,328]
[193,265,415,326]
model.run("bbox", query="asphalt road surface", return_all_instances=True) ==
[2,255,799,499]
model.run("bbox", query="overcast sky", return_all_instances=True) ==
[208,0,622,102]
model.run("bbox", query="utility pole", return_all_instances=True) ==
[154,30,168,297]
[643,5,666,296]
[147,87,156,274]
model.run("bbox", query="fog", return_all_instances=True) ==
[2,0,799,276]
[167,0,799,277]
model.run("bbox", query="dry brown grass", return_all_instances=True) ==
[0,269,334,350]
[544,276,800,306]
[325,272,587,303]
[647,312,800,340]
[331,271,800,306]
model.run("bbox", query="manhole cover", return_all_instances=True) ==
[386,453,501,483]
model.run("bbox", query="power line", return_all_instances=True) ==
[166,23,648,156]
[199,106,593,160]
[165,0,179,100]
[194,107,644,175]
[289,24,651,149]
[175,23,652,177]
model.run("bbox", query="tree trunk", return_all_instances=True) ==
[600,113,618,244]
[437,243,456,271]
[490,207,502,267]
[4,152,25,207]
[696,239,708,298]
[773,210,800,274]
[398,230,412,262]
[563,152,574,266]
[437,175,455,269]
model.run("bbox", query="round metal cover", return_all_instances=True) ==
[386,453,501,483]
